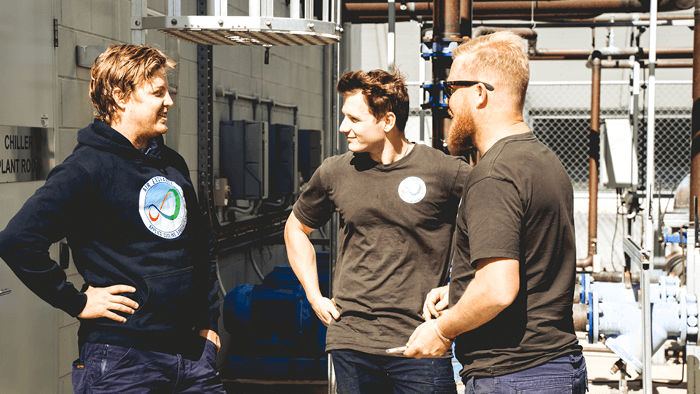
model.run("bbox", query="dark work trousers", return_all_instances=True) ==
[463,352,588,394]
[71,340,225,394]
[331,349,457,394]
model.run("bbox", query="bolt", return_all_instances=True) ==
[265,20,272,27]
[171,19,177,25]
[218,19,223,26]
[308,22,315,29]
[135,20,141,26]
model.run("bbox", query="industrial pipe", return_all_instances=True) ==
[435,0,461,39]
[472,26,537,40]
[578,54,601,268]
[691,0,700,222]
[427,0,462,150]
[343,0,692,22]
[529,47,693,61]
[599,58,693,68]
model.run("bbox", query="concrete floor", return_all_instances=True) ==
[582,339,688,394]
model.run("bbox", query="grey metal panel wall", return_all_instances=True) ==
[0,0,60,392]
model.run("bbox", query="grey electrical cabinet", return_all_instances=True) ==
[600,118,638,189]
[220,120,269,200]
[269,124,298,198]
[299,129,322,184]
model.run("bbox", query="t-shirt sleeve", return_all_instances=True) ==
[465,177,522,266]
[292,162,334,229]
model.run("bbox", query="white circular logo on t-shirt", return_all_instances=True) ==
[398,176,427,204]
[139,176,187,239]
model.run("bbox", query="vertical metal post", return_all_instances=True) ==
[131,0,146,45]
[261,0,273,17]
[290,0,300,19]
[249,0,260,17]
[689,0,700,389]
[631,59,640,185]
[430,0,461,151]
[322,0,329,22]
[327,27,341,394]
[388,0,396,68]
[167,0,181,16]
[304,0,312,19]
[586,55,601,268]
[642,0,658,391]
[196,0,215,227]
[209,0,226,17]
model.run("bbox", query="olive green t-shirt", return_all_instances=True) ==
[449,132,582,378]
[293,144,469,355]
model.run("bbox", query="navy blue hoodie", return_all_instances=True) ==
[0,120,219,355]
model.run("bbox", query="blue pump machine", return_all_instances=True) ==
[223,252,330,379]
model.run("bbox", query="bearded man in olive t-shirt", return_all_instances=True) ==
[404,31,587,394]
[284,69,470,393]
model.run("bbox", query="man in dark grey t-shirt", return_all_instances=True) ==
[405,32,587,394]
[285,69,469,393]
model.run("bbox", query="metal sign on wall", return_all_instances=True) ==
[0,125,53,183]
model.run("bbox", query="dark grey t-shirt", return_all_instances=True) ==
[293,144,469,355]
[449,132,581,378]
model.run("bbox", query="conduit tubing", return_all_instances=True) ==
[578,55,601,268]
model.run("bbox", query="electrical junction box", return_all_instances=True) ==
[268,124,298,198]
[298,129,322,184]
[213,178,229,207]
[220,120,269,200]
[600,118,638,189]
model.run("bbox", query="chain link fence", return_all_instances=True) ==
[525,81,692,268]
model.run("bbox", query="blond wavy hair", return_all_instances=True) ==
[89,45,176,124]
[452,31,529,110]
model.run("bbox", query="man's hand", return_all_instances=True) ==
[77,285,139,323]
[309,295,340,326]
[422,285,449,320]
[198,329,221,352]
[404,320,451,359]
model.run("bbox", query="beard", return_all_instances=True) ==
[446,106,476,152]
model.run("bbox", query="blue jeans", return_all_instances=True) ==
[72,340,225,394]
[331,349,457,394]
[464,352,588,394]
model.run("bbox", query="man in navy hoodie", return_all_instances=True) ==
[0,45,225,393]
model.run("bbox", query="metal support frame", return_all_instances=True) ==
[138,0,341,47]
[640,1,659,391]
[196,0,217,234]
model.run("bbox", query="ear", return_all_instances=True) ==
[475,85,488,109]
[382,112,397,132]
[112,88,127,111]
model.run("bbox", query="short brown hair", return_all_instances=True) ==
[89,45,176,124]
[452,31,529,110]
[337,69,410,132]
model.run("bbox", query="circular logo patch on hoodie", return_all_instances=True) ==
[139,176,187,239]
[398,176,427,204]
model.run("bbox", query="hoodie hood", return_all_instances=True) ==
[77,119,164,160]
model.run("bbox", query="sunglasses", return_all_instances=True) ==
[443,80,495,99]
